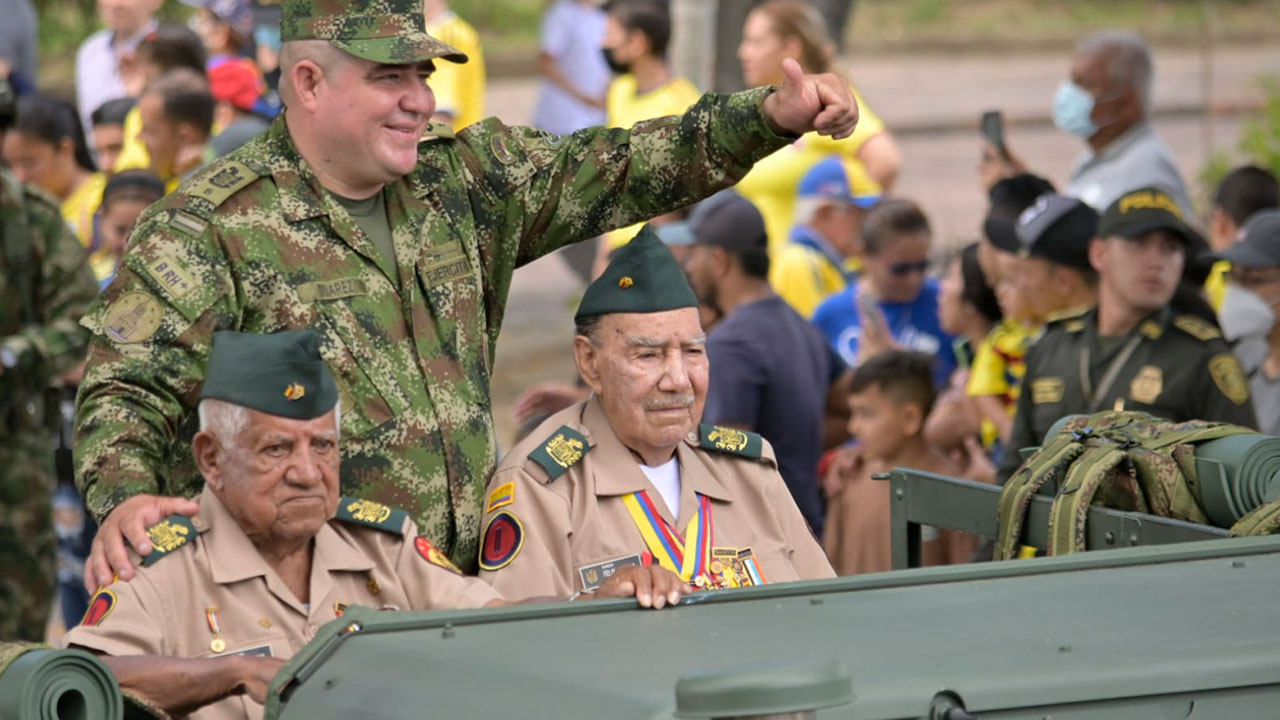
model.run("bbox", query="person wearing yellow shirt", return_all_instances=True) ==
[1204,165,1279,311]
[2,94,107,248]
[113,23,210,174]
[423,0,485,131]
[736,0,901,251]
[595,0,700,267]
[770,156,878,318]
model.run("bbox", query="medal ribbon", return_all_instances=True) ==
[206,607,221,637]
[621,491,712,581]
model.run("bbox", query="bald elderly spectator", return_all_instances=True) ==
[64,329,686,720]
[479,226,834,601]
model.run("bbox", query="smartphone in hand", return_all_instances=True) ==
[856,292,888,338]
[980,109,1007,158]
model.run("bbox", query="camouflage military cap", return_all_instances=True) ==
[280,0,468,66]
[575,224,699,322]
[201,329,338,421]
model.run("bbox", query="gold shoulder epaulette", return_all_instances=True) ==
[335,497,407,535]
[140,515,196,567]
[1173,314,1221,341]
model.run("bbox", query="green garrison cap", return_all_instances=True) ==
[575,224,699,321]
[280,0,468,66]
[201,329,338,420]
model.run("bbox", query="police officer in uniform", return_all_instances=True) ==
[999,186,1258,483]
[64,330,685,720]
[76,0,861,586]
[478,227,834,601]
[0,77,99,641]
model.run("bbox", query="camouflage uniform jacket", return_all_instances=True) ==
[74,86,793,571]
[0,169,96,431]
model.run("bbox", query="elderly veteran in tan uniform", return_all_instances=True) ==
[63,329,686,720]
[478,226,834,600]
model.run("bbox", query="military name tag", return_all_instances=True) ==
[297,277,369,303]
[221,644,274,658]
[421,242,470,287]
[578,554,643,591]
[1031,378,1065,404]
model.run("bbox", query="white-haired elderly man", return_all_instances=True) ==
[64,329,687,720]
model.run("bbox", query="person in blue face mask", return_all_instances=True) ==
[983,31,1194,220]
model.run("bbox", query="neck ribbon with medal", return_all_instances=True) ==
[621,490,767,590]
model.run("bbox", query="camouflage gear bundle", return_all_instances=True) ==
[994,411,1280,560]
[0,170,97,642]
[74,87,793,572]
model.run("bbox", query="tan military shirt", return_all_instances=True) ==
[64,487,500,720]
[478,399,833,599]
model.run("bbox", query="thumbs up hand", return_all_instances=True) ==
[761,58,860,139]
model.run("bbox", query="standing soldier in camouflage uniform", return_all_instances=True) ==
[77,0,860,585]
[0,80,100,639]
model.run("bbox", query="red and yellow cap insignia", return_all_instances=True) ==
[284,382,306,401]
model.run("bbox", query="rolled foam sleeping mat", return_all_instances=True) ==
[1193,434,1280,527]
[0,643,121,720]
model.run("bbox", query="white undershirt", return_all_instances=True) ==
[639,457,682,520]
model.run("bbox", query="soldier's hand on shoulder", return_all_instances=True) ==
[86,493,200,591]
[594,565,691,610]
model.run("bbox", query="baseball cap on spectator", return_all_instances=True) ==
[1014,194,1098,271]
[983,173,1056,253]
[689,190,767,252]
[1099,186,1212,283]
[181,0,255,37]
[654,221,695,249]
[1207,209,1280,269]
[798,156,881,209]
[208,59,278,118]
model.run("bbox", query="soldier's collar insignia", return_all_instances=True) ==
[284,382,306,401]
[490,133,517,165]
[415,535,461,574]
[529,426,591,482]
[1139,320,1163,340]
[335,497,407,535]
[81,588,117,627]
[141,515,196,567]
[420,122,455,141]
[697,424,763,460]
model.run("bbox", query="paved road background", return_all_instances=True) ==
[481,44,1279,449]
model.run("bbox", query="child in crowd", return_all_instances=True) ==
[824,351,979,575]
[91,168,166,289]
[89,97,137,177]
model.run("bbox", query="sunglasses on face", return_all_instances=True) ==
[888,260,930,276]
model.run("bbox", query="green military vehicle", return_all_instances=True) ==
[11,412,1280,719]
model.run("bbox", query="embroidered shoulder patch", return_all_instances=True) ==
[486,481,515,512]
[186,161,259,208]
[698,424,763,460]
[528,426,590,482]
[415,536,461,574]
[141,515,196,567]
[1208,353,1249,405]
[335,496,407,534]
[81,588,117,627]
[479,511,524,571]
[1173,314,1221,341]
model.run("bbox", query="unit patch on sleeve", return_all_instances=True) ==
[478,511,524,571]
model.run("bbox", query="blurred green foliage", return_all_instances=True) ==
[1201,76,1280,215]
